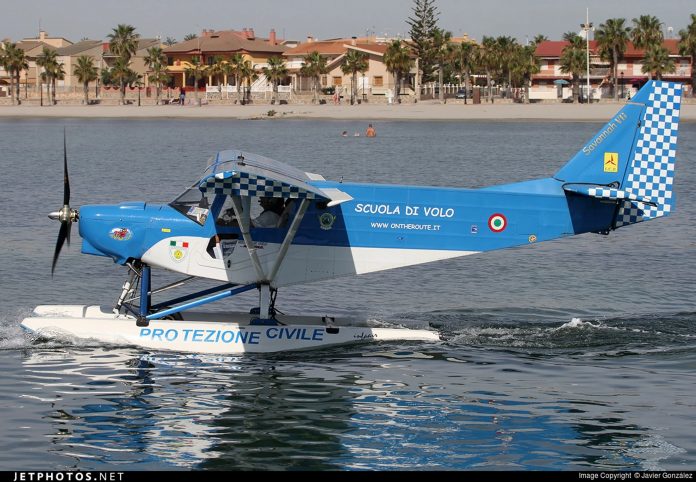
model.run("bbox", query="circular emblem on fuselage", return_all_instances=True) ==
[319,212,336,230]
[488,213,507,233]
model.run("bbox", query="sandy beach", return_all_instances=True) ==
[1,100,695,121]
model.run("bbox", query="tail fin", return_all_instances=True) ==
[556,80,682,229]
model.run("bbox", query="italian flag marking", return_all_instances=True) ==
[488,214,507,233]
[170,241,189,248]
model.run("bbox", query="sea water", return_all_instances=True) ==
[0,117,694,470]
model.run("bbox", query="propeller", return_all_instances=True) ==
[48,129,79,276]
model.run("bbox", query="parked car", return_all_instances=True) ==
[455,89,468,99]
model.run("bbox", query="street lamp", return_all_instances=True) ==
[621,71,624,99]
[581,8,593,103]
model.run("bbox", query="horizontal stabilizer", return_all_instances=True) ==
[563,183,657,207]
[318,187,354,207]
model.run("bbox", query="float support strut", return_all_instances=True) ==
[136,265,151,327]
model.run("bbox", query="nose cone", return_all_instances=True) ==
[79,203,148,264]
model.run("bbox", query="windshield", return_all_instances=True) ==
[170,184,212,225]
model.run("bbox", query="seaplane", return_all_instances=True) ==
[21,81,682,353]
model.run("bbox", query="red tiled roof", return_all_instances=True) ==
[536,39,681,58]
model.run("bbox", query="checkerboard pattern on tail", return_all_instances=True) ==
[616,82,681,227]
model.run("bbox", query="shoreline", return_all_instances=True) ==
[1,101,695,121]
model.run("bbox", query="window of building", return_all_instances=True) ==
[373,76,383,87]
[333,76,342,86]
[321,75,327,87]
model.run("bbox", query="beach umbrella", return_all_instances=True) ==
[553,79,570,85]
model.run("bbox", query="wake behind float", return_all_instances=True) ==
[22,81,682,354]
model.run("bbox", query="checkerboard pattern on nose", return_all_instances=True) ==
[200,172,317,199]
[616,82,681,228]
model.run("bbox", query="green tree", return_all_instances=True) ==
[642,44,676,80]
[341,50,369,105]
[512,44,540,104]
[560,32,587,103]
[184,56,207,105]
[239,60,258,104]
[479,36,499,102]
[73,55,98,104]
[451,41,478,103]
[631,15,663,50]
[533,34,549,45]
[164,37,177,46]
[384,40,414,104]
[678,14,696,97]
[144,46,169,105]
[432,28,452,102]
[300,51,328,104]
[262,56,288,104]
[596,18,631,100]
[407,0,440,84]
[229,53,245,103]
[36,46,59,105]
[107,24,140,104]
[1,42,28,105]
[183,33,198,41]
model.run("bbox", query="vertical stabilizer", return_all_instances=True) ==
[556,80,681,229]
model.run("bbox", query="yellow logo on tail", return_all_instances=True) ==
[604,152,619,173]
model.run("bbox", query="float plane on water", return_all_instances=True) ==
[22,81,682,353]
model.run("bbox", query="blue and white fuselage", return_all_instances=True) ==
[21,81,682,353]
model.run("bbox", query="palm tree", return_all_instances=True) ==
[229,53,245,103]
[262,56,288,104]
[452,41,478,103]
[300,51,328,104]
[144,46,168,105]
[432,29,452,103]
[2,42,28,105]
[184,56,207,105]
[340,50,369,105]
[595,18,631,100]
[533,34,549,45]
[36,46,58,105]
[479,36,499,103]
[560,32,587,103]
[239,60,258,104]
[514,44,540,104]
[631,15,663,51]
[642,44,676,80]
[679,14,696,97]
[110,57,136,103]
[183,33,198,41]
[494,36,518,98]
[384,40,413,104]
[107,24,140,104]
[73,55,98,104]
[50,62,65,105]
[164,37,177,47]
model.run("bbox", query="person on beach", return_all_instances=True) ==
[179,88,186,106]
[341,131,348,137]
[365,124,376,137]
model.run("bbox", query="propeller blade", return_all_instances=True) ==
[52,222,68,276]
[63,129,70,206]
[66,221,72,246]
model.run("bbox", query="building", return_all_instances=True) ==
[283,36,400,100]
[55,40,103,88]
[532,39,692,100]
[163,28,287,90]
